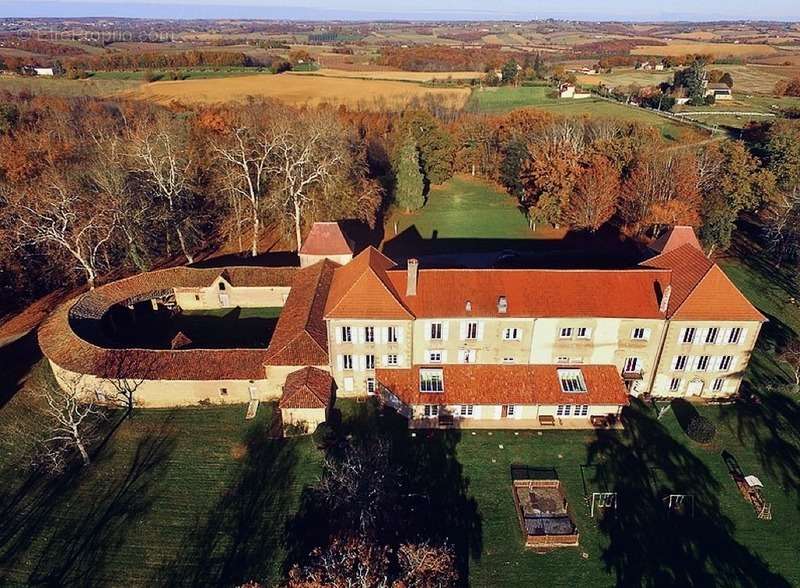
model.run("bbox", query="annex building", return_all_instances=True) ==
[39,223,764,430]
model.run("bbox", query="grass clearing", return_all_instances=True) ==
[91,67,270,81]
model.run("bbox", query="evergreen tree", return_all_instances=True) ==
[401,111,454,186]
[392,134,425,212]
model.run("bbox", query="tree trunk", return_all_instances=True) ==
[74,429,90,466]
[294,199,303,252]
[251,209,259,257]
[176,226,194,264]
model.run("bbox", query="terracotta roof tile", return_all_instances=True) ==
[279,366,334,409]
[376,364,629,406]
[648,226,702,255]
[299,222,353,256]
[324,247,413,319]
[385,268,670,318]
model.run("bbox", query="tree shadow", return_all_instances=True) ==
[671,398,699,434]
[588,399,790,587]
[0,331,41,409]
[285,401,482,584]
[155,411,300,587]
[0,415,177,586]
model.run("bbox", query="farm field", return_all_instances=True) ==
[91,67,271,81]
[0,75,139,97]
[631,41,780,58]
[466,86,691,141]
[120,72,471,108]
[289,68,481,82]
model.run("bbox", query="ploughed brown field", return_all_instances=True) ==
[631,41,780,58]
[120,72,472,108]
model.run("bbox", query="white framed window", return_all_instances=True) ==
[623,357,641,373]
[631,327,650,341]
[365,354,375,370]
[424,404,439,417]
[430,322,443,340]
[466,321,479,340]
[502,356,516,364]
[558,369,587,393]
[366,377,376,394]
[387,326,398,343]
[559,327,573,339]
[669,377,681,392]
[673,355,688,371]
[712,377,725,392]
[576,405,588,416]
[460,404,474,417]
[576,327,592,339]
[341,326,352,343]
[459,349,477,364]
[719,355,733,371]
[420,369,444,393]
[343,377,354,392]
[342,354,354,370]
[728,327,744,344]
[364,326,375,343]
[556,356,570,364]
[505,404,516,417]
[557,404,573,416]
[503,327,521,341]
[695,355,710,371]
[681,327,696,344]
[706,327,719,344]
[386,354,399,366]
[426,350,443,363]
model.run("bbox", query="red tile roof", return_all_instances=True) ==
[376,364,629,407]
[299,222,353,256]
[648,226,702,255]
[385,268,670,319]
[641,244,764,322]
[324,247,413,320]
[264,260,337,366]
[279,366,334,409]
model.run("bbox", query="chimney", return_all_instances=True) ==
[659,285,672,314]
[406,258,419,296]
[497,296,508,314]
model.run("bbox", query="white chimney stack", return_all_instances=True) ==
[660,285,672,314]
[406,258,419,296]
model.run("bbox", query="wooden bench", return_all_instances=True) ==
[539,415,556,426]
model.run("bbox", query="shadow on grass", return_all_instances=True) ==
[285,401,482,584]
[0,331,41,409]
[156,411,300,587]
[588,399,790,587]
[671,398,699,434]
[0,414,177,586]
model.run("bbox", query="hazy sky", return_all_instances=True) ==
[2,0,800,20]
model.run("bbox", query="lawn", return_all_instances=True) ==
[0,365,322,587]
[466,86,690,141]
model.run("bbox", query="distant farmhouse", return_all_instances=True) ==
[40,224,763,431]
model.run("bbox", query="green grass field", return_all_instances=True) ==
[90,67,271,81]
[466,85,690,141]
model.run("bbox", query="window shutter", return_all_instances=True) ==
[689,356,697,371]
[469,350,477,362]
[424,321,432,341]
[671,356,679,370]
[458,350,466,363]
[359,355,367,371]
[514,405,522,419]
[398,353,406,366]
[459,321,467,340]
[721,328,731,345]
[644,328,651,340]
[695,328,705,345]
[477,321,485,341]
[380,327,387,344]
[397,327,405,344]
[729,356,738,372]
[495,406,502,419]
[678,328,686,343]
[336,355,343,370]
[739,328,748,346]
[335,327,342,344]
[441,350,448,363]
[473,406,482,419]
[442,321,450,341]
[382,354,388,367]
[585,327,593,339]
[711,356,721,371]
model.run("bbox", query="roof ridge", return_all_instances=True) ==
[672,263,766,322]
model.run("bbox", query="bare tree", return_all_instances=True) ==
[128,115,196,263]
[780,339,800,392]
[8,170,117,289]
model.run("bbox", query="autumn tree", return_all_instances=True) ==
[392,133,425,212]
[564,154,620,231]
[763,120,800,263]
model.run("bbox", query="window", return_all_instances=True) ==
[365,354,375,370]
[386,354,399,366]
[218,282,226,291]
[631,327,650,341]
[728,328,743,344]
[466,321,479,340]
[341,326,352,343]
[194,294,200,301]
[557,404,572,416]
[505,404,516,417]
[719,355,733,371]
[460,404,474,417]
[460,349,477,364]
[424,405,439,417]
[712,378,725,392]
[430,322,443,340]
[556,356,570,364]
[427,350,443,363]
[503,327,521,341]
[559,327,573,339]
[705,327,719,344]
[366,377,376,394]
[364,326,375,343]
[682,327,696,344]
[343,354,354,370]
[503,356,516,364]
[387,326,398,343]
[623,357,641,373]
[576,405,589,416]
[674,355,688,371]
[558,369,587,393]
[696,355,710,371]
[576,327,592,339]
[669,377,681,392]
[219,387,228,397]
[420,369,444,393]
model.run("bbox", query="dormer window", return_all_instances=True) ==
[465,300,472,312]
[420,369,444,393]
[558,369,587,393]
[218,282,226,291]
[497,296,508,313]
